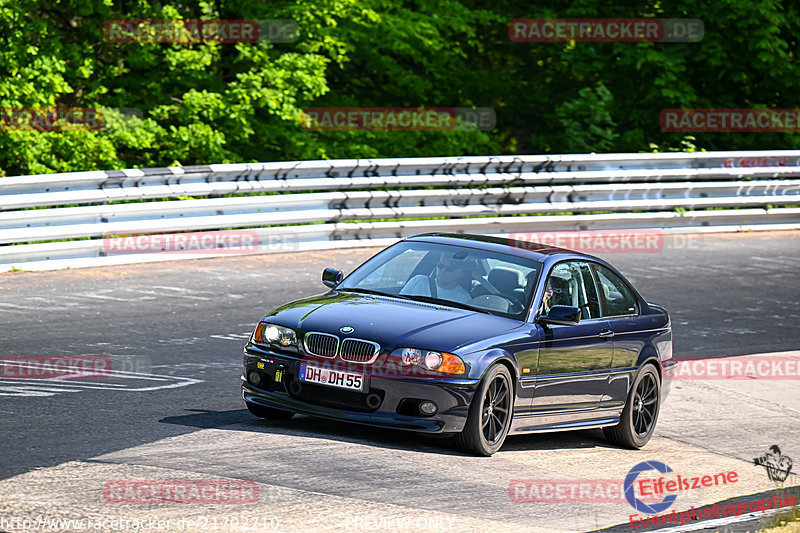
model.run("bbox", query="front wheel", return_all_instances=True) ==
[454,364,514,456]
[246,402,295,421]
[603,364,661,449]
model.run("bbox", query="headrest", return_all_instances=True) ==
[550,266,573,280]
[489,267,524,290]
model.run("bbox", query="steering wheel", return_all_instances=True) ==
[468,294,511,313]
[503,294,525,315]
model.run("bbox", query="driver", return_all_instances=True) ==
[400,252,472,303]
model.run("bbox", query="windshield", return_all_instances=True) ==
[338,241,542,320]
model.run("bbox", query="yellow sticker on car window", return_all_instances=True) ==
[275,369,283,382]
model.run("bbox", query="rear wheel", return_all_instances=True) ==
[603,364,660,449]
[454,364,514,456]
[246,402,295,421]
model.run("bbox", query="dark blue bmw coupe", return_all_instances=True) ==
[242,233,676,455]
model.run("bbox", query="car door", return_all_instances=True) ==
[530,261,614,413]
[591,263,647,411]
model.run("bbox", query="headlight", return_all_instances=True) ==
[252,323,297,348]
[396,348,465,375]
[423,351,443,370]
[401,348,422,366]
[264,325,280,342]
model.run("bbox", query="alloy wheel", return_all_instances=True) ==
[632,372,658,437]
[481,374,510,443]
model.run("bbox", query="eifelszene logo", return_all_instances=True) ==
[625,461,740,515]
[624,461,678,514]
[754,445,793,482]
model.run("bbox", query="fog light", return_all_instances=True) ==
[248,371,262,386]
[366,393,382,409]
[419,401,438,415]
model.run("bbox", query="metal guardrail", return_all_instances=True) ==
[2,151,800,271]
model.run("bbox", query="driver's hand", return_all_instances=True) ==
[542,289,553,313]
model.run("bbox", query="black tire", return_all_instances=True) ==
[603,364,660,449]
[246,402,295,421]
[454,364,514,456]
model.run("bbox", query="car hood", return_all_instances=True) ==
[263,291,523,353]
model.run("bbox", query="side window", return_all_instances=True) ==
[542,261,601,319]
[594,265,638,317]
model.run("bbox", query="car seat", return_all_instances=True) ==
[488,266,524,300]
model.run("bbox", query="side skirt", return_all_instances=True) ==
[509,406,623,434]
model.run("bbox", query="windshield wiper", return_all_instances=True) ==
[400,294,499,316]
[344,287,452,306]
[340,287,408,299]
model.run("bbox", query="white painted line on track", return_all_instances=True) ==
[124,288,211,300]
[0,363,204,397]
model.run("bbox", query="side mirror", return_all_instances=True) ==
[539,305,581,326]
[322,268,344,288]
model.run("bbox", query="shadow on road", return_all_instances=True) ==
[160,408,617,456]
[503,428,617,451]
[159,408,253,428]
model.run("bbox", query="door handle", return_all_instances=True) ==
[598,329,615,338]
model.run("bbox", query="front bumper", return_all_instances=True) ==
[242,346,479,433]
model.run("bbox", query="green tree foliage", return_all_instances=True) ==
[553,83,618,153]
[0,0,798,176]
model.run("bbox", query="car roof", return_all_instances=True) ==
[405,232,590,262]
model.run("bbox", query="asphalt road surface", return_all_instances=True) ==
[0,231,798,532]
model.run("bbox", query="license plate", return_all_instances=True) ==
[299,364,366,392]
